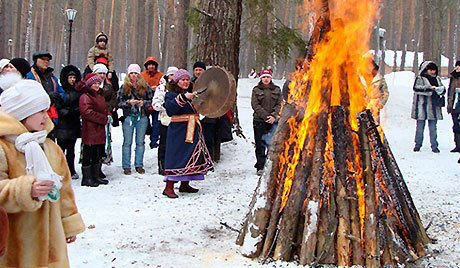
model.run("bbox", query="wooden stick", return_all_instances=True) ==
[331,106,351,267]
[236,104,297,257]
[298,112,329,265]
[357,113,380,268]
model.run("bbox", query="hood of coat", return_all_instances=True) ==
[144,57,159,68]
[60,65,82,91]
[94,32,109,45]
[0,111,54,137]
[419,61,438,76]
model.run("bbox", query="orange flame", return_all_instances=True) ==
[278,0,379,220]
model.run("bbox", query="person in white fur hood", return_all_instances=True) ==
[0,73,84,267]
[152,66,178,174]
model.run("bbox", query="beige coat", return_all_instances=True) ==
[0,112,85,267]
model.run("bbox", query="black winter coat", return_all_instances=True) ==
[55,65,82,140]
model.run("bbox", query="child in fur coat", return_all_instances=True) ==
[0,73,85,267]
[87,32,114,72]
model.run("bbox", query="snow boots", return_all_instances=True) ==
[81,165,99,187]
[451,134,460,153]
[93,162,109,185]
[163,181,178,198]
[179,181,199,193]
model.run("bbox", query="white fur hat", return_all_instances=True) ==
[0,73,50,121]
[165,66,179,77]
[93,63,108,74]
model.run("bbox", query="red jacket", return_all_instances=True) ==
[141,56,164,88]
[78,81,108,145]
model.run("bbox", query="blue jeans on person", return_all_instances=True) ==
[122,116,149,169]
[415,119,438,150]
[149,111,160,148]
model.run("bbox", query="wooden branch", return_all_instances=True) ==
[331,106,351,267]
[357,113,380,268]
[192,7,214,19]
[236,104,297,257]
[298,111,329,265]
[271,114,317,261]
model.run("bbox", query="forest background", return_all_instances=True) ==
[0,0,458,78]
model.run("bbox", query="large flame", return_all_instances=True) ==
[278,0,378,219]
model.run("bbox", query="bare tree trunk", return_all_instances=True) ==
[174,0,190,68]
[412,1,424,74]
[152,0,160,58]
[446,1,456,73]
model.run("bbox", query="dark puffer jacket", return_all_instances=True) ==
[78,81,108,145]
[447,69,460,114]
[55,65,82,140]
[251,82,282,122]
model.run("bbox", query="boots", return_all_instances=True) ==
[81,166,99,187]
[163,181,178,198]
[451,134,460,153]
[92,163,109,185]
[179,181,199,193]
[98,161,107,178]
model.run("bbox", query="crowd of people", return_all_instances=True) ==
[0,28,459,265]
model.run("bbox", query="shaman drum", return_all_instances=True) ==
[192,67,236,118]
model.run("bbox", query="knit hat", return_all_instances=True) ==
[193,61,206,71]
[9,58,31,78]
[165,66,179,77]
[259,69,273,79]
[95,57,108,66]
[32,51,52,62]
[0,73,50,121]
[85,73,103,88]
[127,64,141,74]
[455,60,460,67]
[173,69,191,83]
[0,59,9,71]
[93,63,108,74]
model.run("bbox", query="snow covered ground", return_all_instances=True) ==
[68,74,460,267]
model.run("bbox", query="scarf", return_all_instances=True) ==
[13,130,62,202]
[421,72,439,87]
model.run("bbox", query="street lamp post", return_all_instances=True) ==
[65,9,77,65]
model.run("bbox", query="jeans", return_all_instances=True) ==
[415,119,438,150]
[253,121,273,171]
[122,116,149,168]
[149,111,160,147]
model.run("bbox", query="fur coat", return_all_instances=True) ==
[0,112,85,267]
[411,61,445,121]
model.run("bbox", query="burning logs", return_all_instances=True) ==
[237,0,429,266]
[237,108,429,267]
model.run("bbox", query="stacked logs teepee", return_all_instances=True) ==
[236,0,430,267]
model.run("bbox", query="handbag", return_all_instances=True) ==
[432,93,445,107]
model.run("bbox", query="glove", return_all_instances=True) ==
[107,115,113,125]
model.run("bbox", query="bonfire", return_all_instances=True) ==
[236,0,430,266]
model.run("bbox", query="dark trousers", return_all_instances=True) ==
[82,144,105,166]
[253,121,272,171]
[149,111,160,147]
[452,113,460,148]
[202,122,217,161]
[158,124,168,174]
[57,138,77,175]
